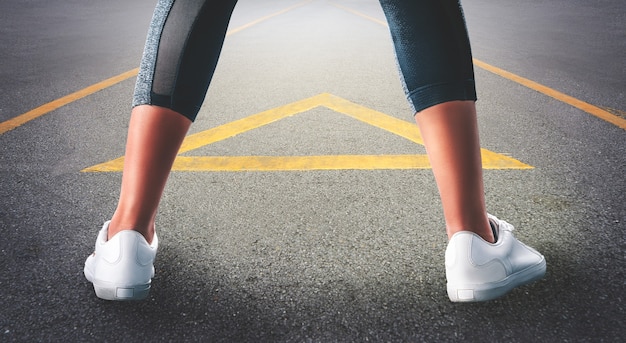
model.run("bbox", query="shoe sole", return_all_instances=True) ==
[91,279,151,301]
[447,258,546,302]
[85,267,151,301]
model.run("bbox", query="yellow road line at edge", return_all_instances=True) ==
[331,2,626,131]
[4,1,623,135]
[0,0,313,135]
[472,59,626,130]
[0,68,139,135]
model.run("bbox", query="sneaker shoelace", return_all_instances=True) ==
[490,217,514,243]
[498,219,515,233]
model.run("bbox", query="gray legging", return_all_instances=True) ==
[133,0,476,121]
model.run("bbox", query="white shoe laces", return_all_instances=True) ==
[497,219,515,233]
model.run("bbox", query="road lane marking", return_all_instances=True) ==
[472,59,626,130]
[330,2,387,26]
[82,155,432,172]
[0,0,313,135]
[0,69,139,135]
[5,0,619,137]
[82,93,532,172]
[226,0,313,36]
[330,2,626,131]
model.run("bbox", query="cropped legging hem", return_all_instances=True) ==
[407,80,476,114]
[134,92,203,120]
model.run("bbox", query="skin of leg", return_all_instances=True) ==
[108,105,192,243]
[415,100,494,243]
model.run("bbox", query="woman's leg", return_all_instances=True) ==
[416,101,493,242]
[378,0,492,242]
[109,0,239,242]
[108,106,191,243]
[85,0,238,300]
[379,0,545,302]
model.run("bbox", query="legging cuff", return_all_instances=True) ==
[408,79,477,114]
[132,92,202,120]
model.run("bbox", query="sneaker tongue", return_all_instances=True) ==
[489,220,499,242]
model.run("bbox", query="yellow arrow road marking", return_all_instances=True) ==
[83,93,532,172]
[177,94,325,154]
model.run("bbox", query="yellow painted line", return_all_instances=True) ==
[320,93,425,145]
[0,68,139,135]
[226,0,313,36]
[332,3,626,131]
[177,94,326,154]
[170,155,432,171]
[167,153,530,172]
[83,93,533,172]
[329,2,388,26]
[472,59,626,130]
[320,94,531,169]
[480,149,533,169]
[82,94,324,172]
[0,1,313,135]
[83,157,125,172]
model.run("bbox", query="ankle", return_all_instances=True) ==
[447,219,495,243]
[107,219,155,243]
[477,229,496,244]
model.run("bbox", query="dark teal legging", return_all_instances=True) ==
[133,0,476,121]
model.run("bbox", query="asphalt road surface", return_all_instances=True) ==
[1,0,624,341]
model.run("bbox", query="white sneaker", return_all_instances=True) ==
[84,221,158,301]
[445,214,546,302]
